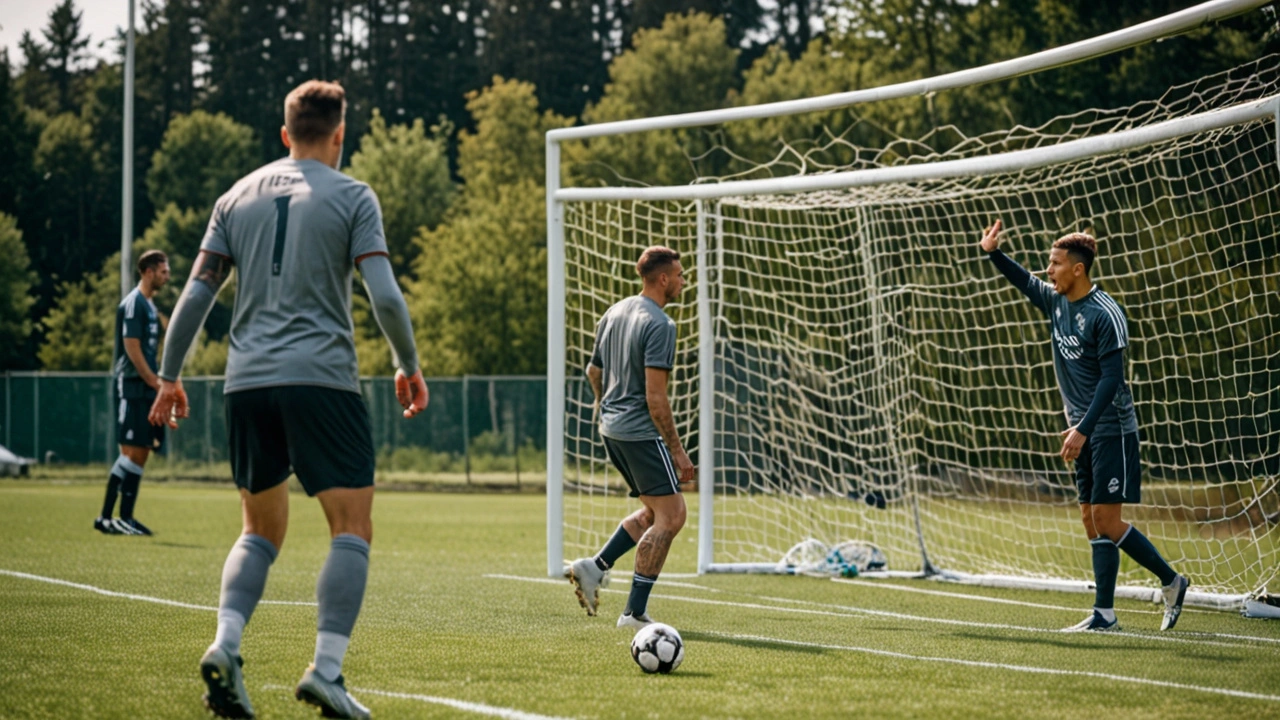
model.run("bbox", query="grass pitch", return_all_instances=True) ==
[1,481,1278,719]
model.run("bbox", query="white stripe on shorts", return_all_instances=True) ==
[654,440,679,493]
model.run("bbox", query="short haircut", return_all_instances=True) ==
[285,80,346,144]
[137,249,168,275]
[1053,232,1097,273]
[636,246,681,281]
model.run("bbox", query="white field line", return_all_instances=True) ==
[831,577,1165,614]
[1,569,218,611]
[0,569,315,609]
[264,685,573,720]
[707,631,1280,704]
[485,574,1280,650]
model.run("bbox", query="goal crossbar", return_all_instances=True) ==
[556,96,1279,202]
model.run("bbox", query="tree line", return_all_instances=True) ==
[0,0,1275,375]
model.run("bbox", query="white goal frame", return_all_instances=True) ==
[545,0,1278,610]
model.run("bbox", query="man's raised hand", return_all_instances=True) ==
[980,219,1003,253]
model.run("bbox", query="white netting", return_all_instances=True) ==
[558,58,1280,599]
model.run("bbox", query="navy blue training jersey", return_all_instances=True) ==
[114,287,160,397]
[990,251,1138,437]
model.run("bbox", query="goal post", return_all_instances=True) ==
[545,0,1280,609]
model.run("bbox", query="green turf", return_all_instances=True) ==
[2,481,1278,719]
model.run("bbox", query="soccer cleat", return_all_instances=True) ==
[565,557,608,616]
[1061,610,1120,633]
[110,518,143,535]
[200,645,255,719]
[295,665,371,720]
[93,516,123,535]
[1161,574,1190,631]
[120,517,154,536]
[617,611,654,631]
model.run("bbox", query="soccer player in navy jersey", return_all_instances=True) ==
[981,220,1190,633]
[95,250,170,536]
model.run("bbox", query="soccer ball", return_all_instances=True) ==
[630,622,684,674]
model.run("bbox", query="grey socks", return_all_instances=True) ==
[214,533,279,655]
[314,533,370,681]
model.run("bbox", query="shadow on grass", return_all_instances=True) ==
[950,630,1206,654]
[681,630,827,655]
[152,541,205,549]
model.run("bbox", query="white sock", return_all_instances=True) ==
[1094,607,1117,623]
[213,609,247,654]
[314,630,351,682]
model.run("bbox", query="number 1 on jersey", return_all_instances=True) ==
[272,196,290,276]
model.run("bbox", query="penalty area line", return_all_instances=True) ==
[264,684,574,720]
[710,631,1280,704]
[484,574,1280,650]
[0,569,316,609]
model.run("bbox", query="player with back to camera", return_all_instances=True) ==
[95,249,171,536]
[566,246,696,631]
[148,80,429,719]
[979,220,1190,633]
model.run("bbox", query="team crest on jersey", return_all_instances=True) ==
[1108,477,1120,494]
[1076,313,1086,334]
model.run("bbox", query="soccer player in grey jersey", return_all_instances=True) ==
[565,246,695,631]
[148,81,428,720]
[981,220,1189,633]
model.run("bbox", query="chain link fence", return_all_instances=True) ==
[1,373,548,487]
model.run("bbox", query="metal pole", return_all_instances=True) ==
[462,375,471,485]
[545,137,566,577]
[696,201,716,573]
[33,375,39,463]
[121,0,135,300]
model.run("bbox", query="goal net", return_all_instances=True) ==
[551,52,1280,606]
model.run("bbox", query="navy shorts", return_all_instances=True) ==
[602,436,681,498]
[225,385,375,496]
[116,390,166,454]
[1075,432,1141,505]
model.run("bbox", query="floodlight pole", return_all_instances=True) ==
[120,0,136,299]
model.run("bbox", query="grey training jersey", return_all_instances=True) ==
[200,158,389,394]
[1020,278,1139,437]
[590,295,677,441]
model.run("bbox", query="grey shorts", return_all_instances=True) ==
[602,436,681,498]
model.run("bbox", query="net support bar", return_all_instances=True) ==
[546,0,1268,142]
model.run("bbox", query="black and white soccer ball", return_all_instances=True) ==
[630,622,684,674]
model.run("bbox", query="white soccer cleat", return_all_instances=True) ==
[199,645,255,719]
[565,557,608,616]
[617,611,654,631]
[1161,575,1190,631]
[1061,610,1120,633]
[295,665,370,720]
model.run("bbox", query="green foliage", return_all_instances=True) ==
[184,332,229,376]
[568,12,740,187]
[146,110,258,214]
[0,214,37,368]
[32,112,99,282]
[346,110,456,273]
[37,271,114,371]
[406,78,571,375]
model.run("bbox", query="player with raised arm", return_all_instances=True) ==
[980,220,1190,633]
[565,246,695,631]
[148,80,428,720]
[95,250,171,536]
